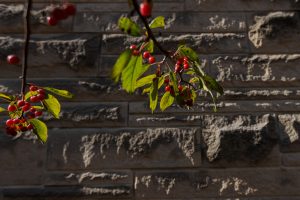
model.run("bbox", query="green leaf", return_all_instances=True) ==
[149,16,165,29]
[136,74,156,89]
[178,45,199,62]
[160,92,174,111]
[142,87,151,94]
[42,94,61,119]
[122,55,150,93]
[199,77,217,112]
[0,107,6,112]
[43,87,73,98]
[144,40,154,53]
[169,72,179,95]
[112,50,132,83]
[149,78,158,113]
[118,17,142,36]
[29,119,48,143]
[202,75,223,95]
[0,93,12,101]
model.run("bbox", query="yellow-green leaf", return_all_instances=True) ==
[122,55,150,93]
[112,50,132,83]
[178,45,199,62]
[29,119,48,143]
[0,93,12,101]
[25,91,37,100]
[149,16,165,29]
[43,87,73,98]
[42,94,61,119]
[0,107,6,112]
[136,74,156,89]
[160,92,174,111]
[144,40,154,53]
[118,17,142,37]
[149,78,158,113]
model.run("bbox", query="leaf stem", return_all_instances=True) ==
[21,0,32,98]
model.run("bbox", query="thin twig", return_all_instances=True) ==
[21,0,32,97]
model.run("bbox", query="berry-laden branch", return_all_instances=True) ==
[0,1,75,142]
[112,0,224,112]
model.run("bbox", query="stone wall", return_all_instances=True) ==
[0,0,300,199]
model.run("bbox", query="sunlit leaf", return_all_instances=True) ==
[0,107,6,113]
[142,87,151,94]
[136,74,156,89]
[144,40,154,53]
[149,16,165,29]
[160,92,174,111]
[118,17,142,36]
[29,119,48,143]
[0,93,13,101]
[149,78,158,113]
[122,55,150,93]
[25,91,37,100]
[43,87,73,98]
[112,50,132,83]
[169,72,179,95]
[42,94,61,119]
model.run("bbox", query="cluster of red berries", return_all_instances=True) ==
[5,86,45,136]
[130,45,156,64]
[47,3,76,26]
[140,0,152,17]
[174,57,190,73]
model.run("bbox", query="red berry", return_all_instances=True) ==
[164,78,169,84]
[37,89,45,95]
[176,60,182,65]
[29,85,38,91]
[47,16,58,26]
[63,3,76,16]
[165,85,171,92]
[148,56,156,64]
[143,51,151,59]
[37,93,46,101]
[130,45,137,50]
[7,55,20,65]
[13,118,20,124]
[51,7,68,20]
[22,103,31,112]
[175,65,181,73]
[20,126,28,132]
[30,107,36,113]
[8,105,17,112]
[178,85,183,92]
[26,112,35,119]
[132,50,140,56]
[27,124,33,130]
[184,63,189,69]
[17,100,26,107]
[6,119,14,127]
[183,57,189,62]
[30,96,39,103]
[35,111,43,117]
[140,2,152,17]
[6,126,17,136]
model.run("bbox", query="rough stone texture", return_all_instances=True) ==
[0,0,300,200]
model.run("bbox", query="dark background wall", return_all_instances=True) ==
[0,0,300,199]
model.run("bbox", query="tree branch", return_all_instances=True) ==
[131,0,170,57]
[21,0,32,97]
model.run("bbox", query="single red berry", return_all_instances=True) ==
[8,105,17,112]
[17,100,26,107]
[37,93,46,101]
[164,78,169,84]
[165,85,171,92]
[35,111,43,117]
[47,16,58,26]
[37,89,45,95]
[175,65,181,73]
[30,107,36,113]
[183,57,189,62]
[22,103,31,112]
[132,50,140,56]
[26,112,35,119]
[7,55,20,65]
[176,60,182,65]
[20,126,28,132]
[6,119,14,127]
[148,56,156,64]
[178,85,183,92]
[30,96,39,103]
[184,63,189,69]
[20,118,26,123]
[13,118,20,124]
[51,7,68,20]
[140,2,152,17]
[29,85,38,91]
[27,124,34,130]
[63,3,76,16]
[130,45,137,50]
[6,127,17,136]
[143,51,151,59]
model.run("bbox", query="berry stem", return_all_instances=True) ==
[21,0,32,98]
[131,0,170,57]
